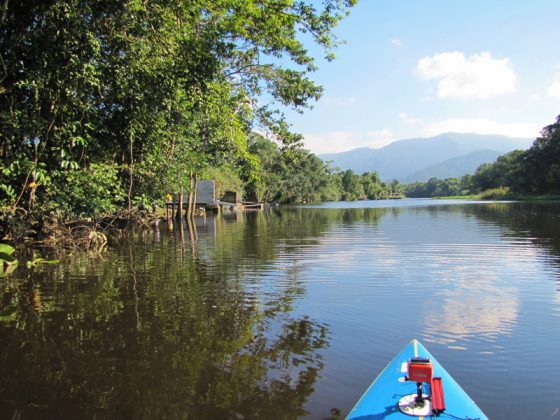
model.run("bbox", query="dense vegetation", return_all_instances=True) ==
[2,1,557,245]
[0,0,357,238]
[238,133,402,203]
[404,116,560,199]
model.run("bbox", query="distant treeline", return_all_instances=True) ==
[215,133,402,204]
[404,116,560,199]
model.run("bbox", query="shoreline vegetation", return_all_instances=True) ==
[0,1,359,247]
[2,112,559,249]
[1,3,559,252]
[404,116,560,202]
[435,193,560,201]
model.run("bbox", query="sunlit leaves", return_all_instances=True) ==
[0,0,356,219]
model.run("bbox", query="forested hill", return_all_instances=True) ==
[319,133,532,181]
[402,149,502,183]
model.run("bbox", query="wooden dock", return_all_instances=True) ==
[217,200,266,211]
[242,201,264,210]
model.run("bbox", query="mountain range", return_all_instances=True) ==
[318,133,533,182]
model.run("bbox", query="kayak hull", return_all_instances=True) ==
[346,339,487,419]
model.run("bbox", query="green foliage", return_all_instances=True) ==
[405,176,472,198]
[0,243,15,255]
[523,116,560,193]
[480,187,511,200]
[203,165,245,201]
[0,243,18,277]
[243,134,342,203]
[341,170,363,200]
[335,170,398,201]
[0,0,356,221]
[404,115,560,199]
[26,253,60,269]
[469,115,560,196]
[52,163,126,216]
[131,194,152,211]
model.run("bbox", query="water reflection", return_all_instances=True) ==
[1,201,560,420]
[422,270,519,348]
[0,214,330,419]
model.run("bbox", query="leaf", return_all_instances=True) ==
[0,244,15,255]
[0,260,18,277]
[0,250,18,277]
[0,252,16,262]
[27,258,60,268]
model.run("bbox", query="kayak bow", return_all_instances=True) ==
[346,339,487,419]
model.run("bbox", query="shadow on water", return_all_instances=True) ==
[466,202,560,285]
[0,214,331,419]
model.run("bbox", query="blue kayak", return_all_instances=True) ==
[346,339,487,419]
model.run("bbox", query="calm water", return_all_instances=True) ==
[1,199,560,419]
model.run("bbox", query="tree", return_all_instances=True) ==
[0,0,357,224]
[242,133,342,204]
[340,169,362,200]
[523,116,560,193]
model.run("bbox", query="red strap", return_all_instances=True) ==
[431,377,446,412]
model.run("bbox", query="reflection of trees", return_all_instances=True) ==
[418,203,560,345]
[467,202,560,278]
[0,212,335,419]
[419,202,560,347]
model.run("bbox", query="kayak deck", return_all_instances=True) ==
[346,339,487,419]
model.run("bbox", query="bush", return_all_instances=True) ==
[480,187,511,200]
[52,163,126,216]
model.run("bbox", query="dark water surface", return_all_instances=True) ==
[1,199,560,419]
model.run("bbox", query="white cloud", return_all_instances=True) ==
[391,38,402,47]
[416,51,517,99]
[399,112,423,126]
[366,129,395,148]
[304,129,396,154]
[424,118,541,138]
[303,131,356,154]
[367,129,393,138]
[548,81,560,98]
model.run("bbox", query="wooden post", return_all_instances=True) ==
[177,187,183,220]
[192,172,198,217]
[186,171,194,220]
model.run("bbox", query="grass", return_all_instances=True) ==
[503,193,560,201]
[433,192,560,201]
[433,195,481,200]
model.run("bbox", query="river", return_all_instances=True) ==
[1,199,559,419]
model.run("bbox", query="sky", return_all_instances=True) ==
[284,0,560,154]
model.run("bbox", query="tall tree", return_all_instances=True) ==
[0,0,357,220]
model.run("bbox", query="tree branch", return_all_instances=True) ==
[224,63,272,78]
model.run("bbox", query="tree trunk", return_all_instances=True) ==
[177,185,183,220]
[186,171,197,220]
[127,131,134,212]
[191,172,198,217]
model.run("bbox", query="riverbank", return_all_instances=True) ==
[434,193,560,201]
[0,207,160,251]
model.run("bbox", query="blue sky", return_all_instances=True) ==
[284,0,560,154]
